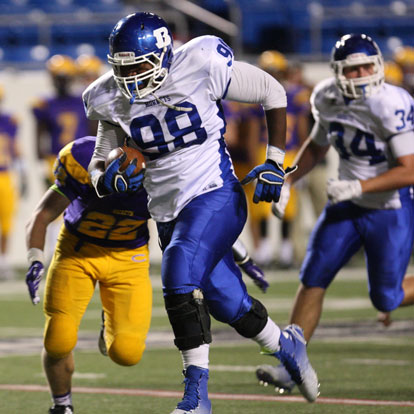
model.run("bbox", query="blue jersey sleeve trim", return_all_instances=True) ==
[222,79,232,100]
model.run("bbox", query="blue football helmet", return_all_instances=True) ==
[331,34,384,99]
[108,12,173,101]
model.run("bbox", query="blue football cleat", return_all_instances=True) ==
[273,324,319,402]
[170,365,212,414]
[256,363,296,394]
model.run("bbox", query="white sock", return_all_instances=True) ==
[252,317,281,353]
[52,391,72,407]
[181,344,209,370]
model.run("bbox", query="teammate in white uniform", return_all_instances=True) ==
[257,33,414,394]
[84,12,319,414]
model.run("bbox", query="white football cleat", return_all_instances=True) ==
[273,324,320,402]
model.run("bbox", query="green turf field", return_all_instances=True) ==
[0,264,413,414]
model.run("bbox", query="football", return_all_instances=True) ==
[105,146,145,176]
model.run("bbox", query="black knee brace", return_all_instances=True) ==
[164,289,212,351]
[230,297,268,338]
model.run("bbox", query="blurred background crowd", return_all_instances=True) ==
[1,0,414,278]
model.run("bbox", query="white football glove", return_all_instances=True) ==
[272,182,290,219]
[326,179,362,204]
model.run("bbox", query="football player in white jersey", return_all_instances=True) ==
[256,33,414,394]
[84,11,318,413]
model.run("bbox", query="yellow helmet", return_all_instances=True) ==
[46,54,77,77]
[384,61,403,86]
[393,46,414,67]
[258,50,288,73]
[76,54,103,78]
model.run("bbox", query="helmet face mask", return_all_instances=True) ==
[108,13,173,101]
[331,34,384,99]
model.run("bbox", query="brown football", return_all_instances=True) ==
[105,146,146,176]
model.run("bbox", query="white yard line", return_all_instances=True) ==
[0,384,413,407]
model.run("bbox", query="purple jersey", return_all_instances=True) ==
[32,95,90,156]
[0,113,18,172]
[54,136,150,248]
[223,102,266,163]
[286,84,310,151]
[241,104,267,144]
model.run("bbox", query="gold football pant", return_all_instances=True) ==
[0,172,16,237]
[43,226,152,366]
[283,150,298,221]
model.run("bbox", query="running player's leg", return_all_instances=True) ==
[99,244,152,366]
[159,180,247,414]
[205,250,319,402]
[364,198,414,313]
[43,228,96,413]
[256,201,362,396]
[291,202,362,339]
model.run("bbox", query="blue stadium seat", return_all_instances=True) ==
[0,26,39,47]
[27,0,82,13]
[72,0,121,12]
[0,0,29,14]
[2,45,34,62]
[51,23,112,47]
[49,44,79,58]
[199,0,228,14]
[1,0,414,62]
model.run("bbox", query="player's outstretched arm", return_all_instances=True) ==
[25,188,69,305]
[360,153,414,193]
[241,107,297,204]
[271,129,330,217]
[328,150,414,204]
[226,61,290,203]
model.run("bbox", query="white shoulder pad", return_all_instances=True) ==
[310,77,339,126]
[368,84,414,137]
[176,35,233,65]
[174,35,233,101]
[82,70,120,121]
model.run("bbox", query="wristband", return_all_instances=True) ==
[266,145,285,165]
[90,169,107,198]
[27,247,44,265]
[90,169,103,189]
[235,255,250,265]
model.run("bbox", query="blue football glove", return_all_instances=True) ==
[25,261,44,305]
[102,153,145,193]
[239,258,269,293]
[241,161,297,203]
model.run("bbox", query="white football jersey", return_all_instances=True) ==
[311,77,414,209]
[83,36,236,221]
